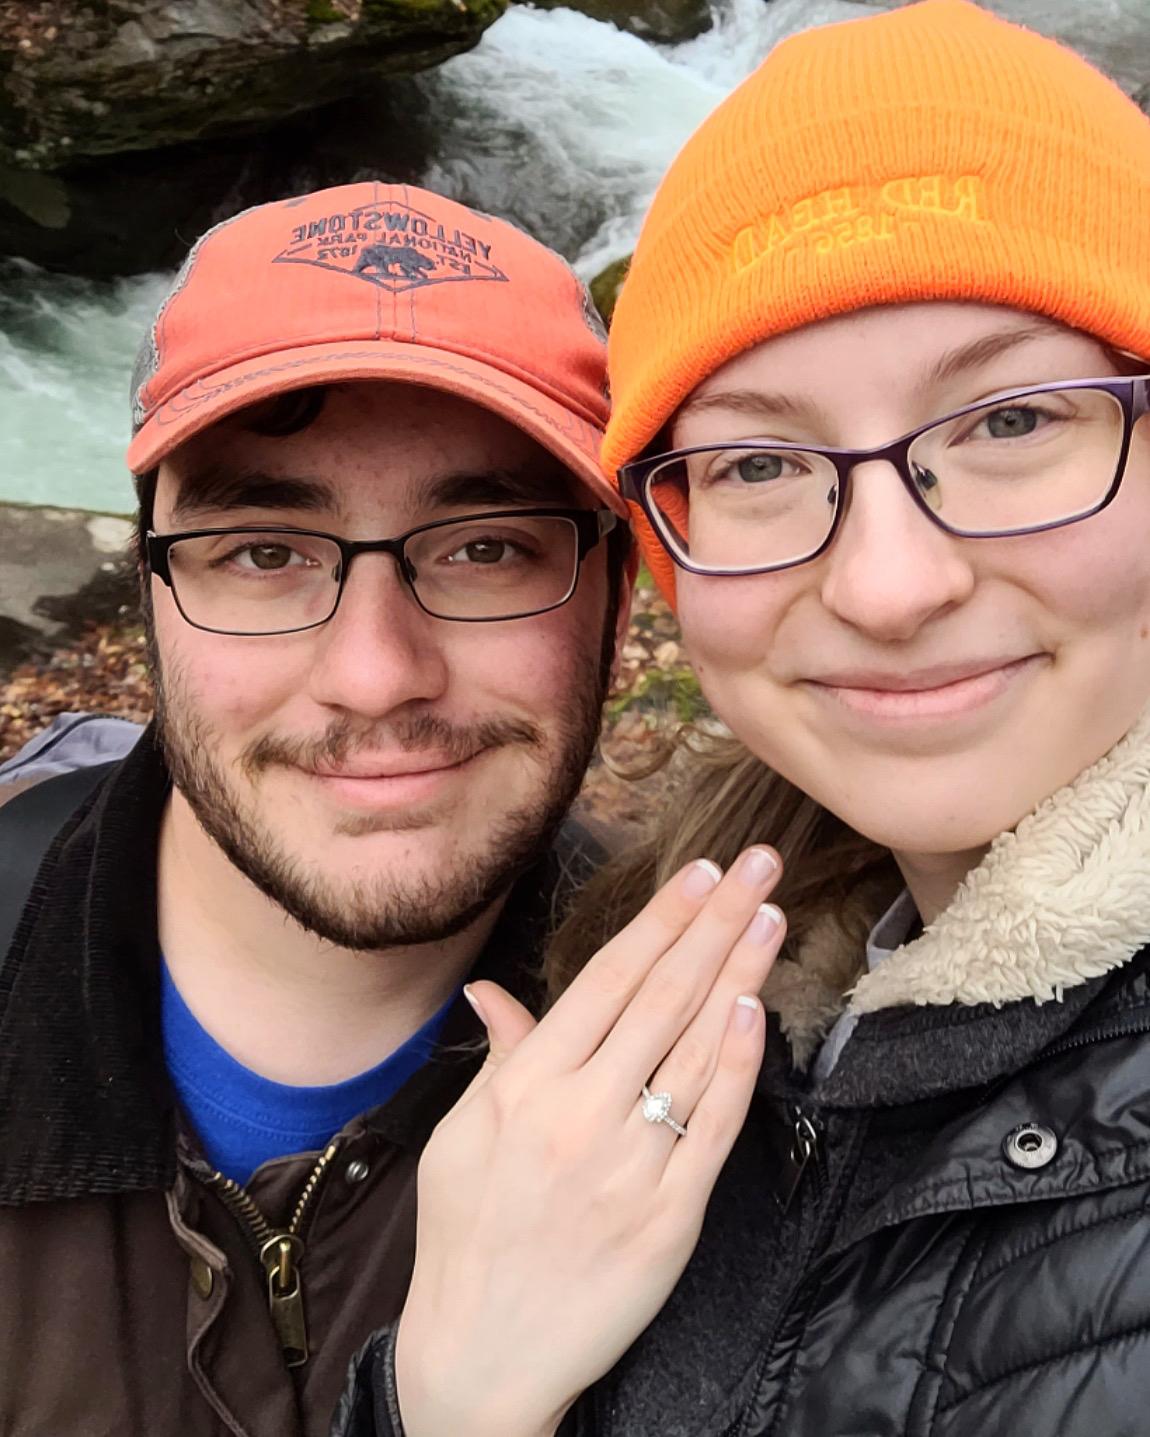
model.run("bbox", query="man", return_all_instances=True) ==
[0,181,632,1436]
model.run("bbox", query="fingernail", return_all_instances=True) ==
[733,995,761,1033]
[737,847,779,887]
[462,985,487,1025]
[682,858,723,898]
[747,903,783,945]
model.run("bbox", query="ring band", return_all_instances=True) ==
[641,1084,688,1138]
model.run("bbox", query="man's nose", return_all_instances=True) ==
[818,461,976,642]
[306,553,450,718]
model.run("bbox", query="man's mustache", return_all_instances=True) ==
[240,712,545,779]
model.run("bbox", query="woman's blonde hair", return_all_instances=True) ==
[545,726,899,1003]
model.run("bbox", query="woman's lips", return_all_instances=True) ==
[806,656,1044,721]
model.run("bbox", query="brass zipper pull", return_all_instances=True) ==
[261,1234,308,1368]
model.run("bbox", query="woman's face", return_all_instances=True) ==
[672,303,1150,865]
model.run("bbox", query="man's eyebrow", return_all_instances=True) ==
[421,464,576,509]
[169,465,338,524]
[923,324,1063,390]
[675,389,824,430]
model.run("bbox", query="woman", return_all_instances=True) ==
[338,2,1150,1433]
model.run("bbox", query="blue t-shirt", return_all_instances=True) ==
[161,961,458,1185]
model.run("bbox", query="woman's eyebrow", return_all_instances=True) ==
[169,466,338,524]
[922,323,1063,390]
[678,324,1068,431]
[676,389,823,428]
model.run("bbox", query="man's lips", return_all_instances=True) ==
[308,752,478,781]
[803,655,1045,720]
[297,750,491,811]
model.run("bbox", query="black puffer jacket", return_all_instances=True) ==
[335,954,1150,1437]
[337,717,1150,1437]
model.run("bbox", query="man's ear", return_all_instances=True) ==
[609,544,640,689]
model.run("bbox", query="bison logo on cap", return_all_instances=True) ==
[275,201,508,293]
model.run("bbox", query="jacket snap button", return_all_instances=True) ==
[345,1158,371,1185]
[189,1256,214,1300]
[1003,1123,1058,1170]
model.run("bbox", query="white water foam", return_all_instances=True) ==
[0,262,169,513]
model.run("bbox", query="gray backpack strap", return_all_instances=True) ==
[0,764,116,966]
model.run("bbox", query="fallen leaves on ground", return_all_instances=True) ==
[0,624,152,759]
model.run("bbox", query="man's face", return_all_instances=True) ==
[149,382,625,949]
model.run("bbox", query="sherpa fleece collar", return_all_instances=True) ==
[764,709,1150,1066]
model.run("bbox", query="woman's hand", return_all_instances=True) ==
[395,847,786,1437]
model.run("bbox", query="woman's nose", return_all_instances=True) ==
[818,460,976,642]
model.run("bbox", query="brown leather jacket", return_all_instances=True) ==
[0,731,583,1436]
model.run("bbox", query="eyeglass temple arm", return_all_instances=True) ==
[576,507,620,557]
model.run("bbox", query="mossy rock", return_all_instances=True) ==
[590,254,630,326]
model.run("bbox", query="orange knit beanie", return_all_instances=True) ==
[604,0,1150,603]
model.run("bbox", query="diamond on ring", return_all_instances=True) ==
[641,1084,688,1138]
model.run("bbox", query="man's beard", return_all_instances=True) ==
[152,645,609,952]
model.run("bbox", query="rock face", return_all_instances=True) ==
[0,502,136,670]
[0,0,505,274]
[529,0,711,44]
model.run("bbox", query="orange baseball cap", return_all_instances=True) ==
[128,181,624,515]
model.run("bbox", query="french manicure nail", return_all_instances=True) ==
[733,995,760,1033]
[462,985,487,1025]
[747,903,784,944]
[682,858,723,898]
[737,847,779,887]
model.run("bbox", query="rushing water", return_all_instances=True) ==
[0,0,862,515]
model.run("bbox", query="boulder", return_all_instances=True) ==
[0,78,438,275]
[526,0,712,44]
[0,503,137,670]
[0,1,506,167]
[0,0,504,274]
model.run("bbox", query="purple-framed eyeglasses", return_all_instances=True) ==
[617,375,1150,577]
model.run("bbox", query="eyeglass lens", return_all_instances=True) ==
[165,514,583,633]
[645,386,1126,571]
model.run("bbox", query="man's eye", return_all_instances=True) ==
[215,542,314,572]
[446,539,511,564]
[244,544,295,570]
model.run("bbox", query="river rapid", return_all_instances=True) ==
[0,0,861,514]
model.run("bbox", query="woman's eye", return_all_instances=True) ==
[978,406,1045,440]
[735,452,788,483]
[699,450,799,487]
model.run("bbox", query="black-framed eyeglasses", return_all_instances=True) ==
[146,506,619,635]
[618,376,1150,576]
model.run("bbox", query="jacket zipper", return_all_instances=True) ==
[1032,1013,1150,1063]
[780,1104,824,1213]
[198,1139,342,1368]
[753,1105,865,1437]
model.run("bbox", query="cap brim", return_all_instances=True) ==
[127,339,625,516]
